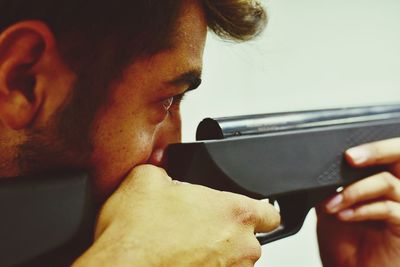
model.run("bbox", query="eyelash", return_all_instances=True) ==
[162,93,186,113]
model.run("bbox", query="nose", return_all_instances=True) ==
[148,113,182,167]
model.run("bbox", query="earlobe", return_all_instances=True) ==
[0,21,53,130]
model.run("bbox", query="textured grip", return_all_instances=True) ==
[317,123,400,186]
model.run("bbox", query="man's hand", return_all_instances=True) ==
[317,138,400,267]
[73,165,280,267]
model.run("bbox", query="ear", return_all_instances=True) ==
[0,21,68,130]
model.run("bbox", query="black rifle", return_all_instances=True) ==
[166,104,400,244]
[2,104,400,266]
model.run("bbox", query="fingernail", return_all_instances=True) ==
[338,209,354,220]
[325,194,343,212]
[346,147,370,164]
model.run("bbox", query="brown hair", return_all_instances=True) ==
[205,0,267,41]
[0,0,266,69]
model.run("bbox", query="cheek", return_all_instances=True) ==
[90,115,157,197]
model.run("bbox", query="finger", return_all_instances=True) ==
[324,172,400,213]
[337,200,400,226]
[225,192,280,233]
[346,137,400,167]
[253,200,281,233]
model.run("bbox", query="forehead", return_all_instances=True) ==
[176,0,207,41]
[110,1,207,101]
[170,0,207,61]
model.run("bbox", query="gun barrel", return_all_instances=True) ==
[196,104,400,140]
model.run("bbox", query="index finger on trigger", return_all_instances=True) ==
[345,137,400,167]
[252,200,281,233]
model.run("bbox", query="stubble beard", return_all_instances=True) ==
[16,79,99,177]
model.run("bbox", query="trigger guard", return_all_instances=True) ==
[257,193,311,245]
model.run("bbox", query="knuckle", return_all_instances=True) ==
[353,208,364,217]
[342,187,358,203]
[137,164,170,180]
[368,143,383,162]
[121,165,172,192]
[238,211,258,226]
[126,165,153,184]
[231,235,261,264]
[246,241,262,263]
[133,164,163,176]
[231,203,257,226]
[383,200,395,216]
[381,172,397,192]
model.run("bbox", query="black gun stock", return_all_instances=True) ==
[0,172,94,267]
[166,104,400,244]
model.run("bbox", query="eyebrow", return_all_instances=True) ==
[168,70,202,92]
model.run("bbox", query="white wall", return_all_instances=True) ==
[181,0,400,266]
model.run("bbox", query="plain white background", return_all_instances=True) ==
[180,0,400,266]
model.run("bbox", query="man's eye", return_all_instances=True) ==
[162,93,186,112]
[162,96,174,111]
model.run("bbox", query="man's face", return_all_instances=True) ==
[88,0,207,197]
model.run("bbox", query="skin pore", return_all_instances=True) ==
[0,0,206,199]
